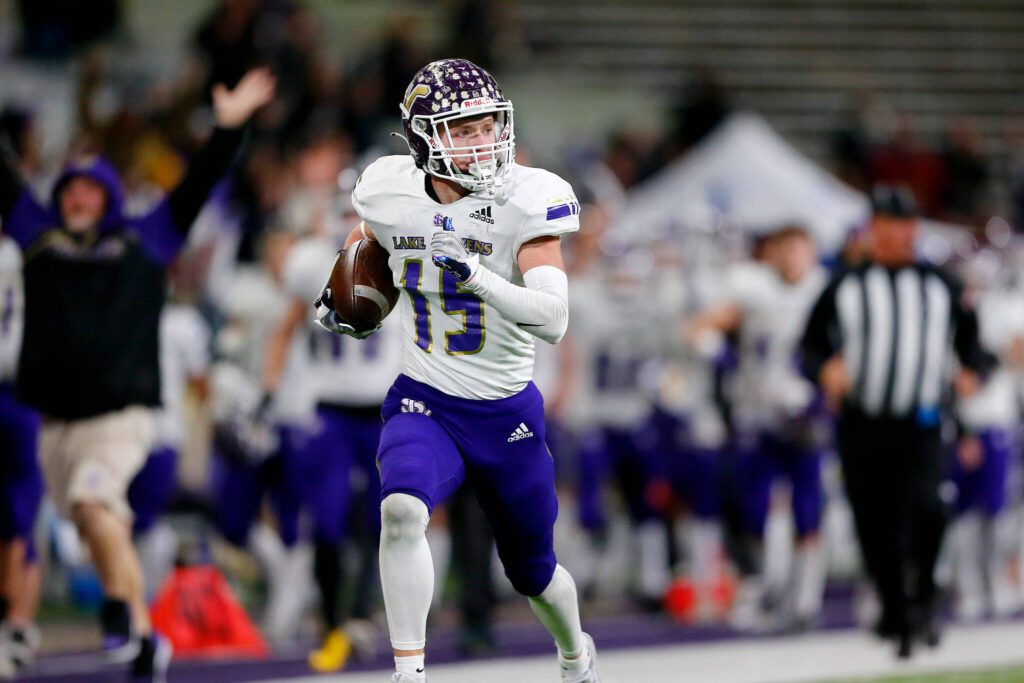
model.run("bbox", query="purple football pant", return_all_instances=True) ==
[577,423,662,532]
[737,432,823,539]
[0,384,42,561]
[128,446,178,534]
[286,404,383,544]
[951,428,1010,517]
[378,374,557,597]
[210,442,301,549]
[654,410,719,520]
[671,446,720,520]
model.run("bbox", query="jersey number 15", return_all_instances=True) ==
[401,260,485,355]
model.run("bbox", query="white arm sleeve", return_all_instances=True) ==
[465,264,569,344]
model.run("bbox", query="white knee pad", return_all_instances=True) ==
[380,493,430,544]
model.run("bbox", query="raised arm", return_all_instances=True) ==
[135,69,276,265]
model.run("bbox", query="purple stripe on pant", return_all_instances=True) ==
[0,384,42,561]
[378,374,557,597]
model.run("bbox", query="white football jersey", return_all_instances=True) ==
[0,238,24,384]
[352,156,580,399]
[565,267,661,429]
[221,264,315,426]
[960,288,1024,429]
[283,237,402,407]
[153,304,211,448]
[727,261,828,432]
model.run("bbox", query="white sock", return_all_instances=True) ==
[637,520,670,600]
[792,541,826,620]
[395,653,426,678]
[380,494,433,651]
[528,564,585,658]
[763,506,794,601]
[955,514,985,619]
[687,518,721,587]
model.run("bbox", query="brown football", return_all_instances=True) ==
[328,238,400,332]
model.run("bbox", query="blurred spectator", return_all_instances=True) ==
[669,67,731,155]
[16,0,121,62]
[1005,119,1024,232]
[448,0,501,70]
[0,108,42,182]
[941,118,990,225]
[194,0,262,95]
[867,114,948,219]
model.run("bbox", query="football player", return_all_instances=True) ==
[951,252,1023,620]
[316,59,598,682]
[558,243,671,608]
[689,225,829,631]
[0,234,42,679]
[209,229,313,643]
[264,183,402,671]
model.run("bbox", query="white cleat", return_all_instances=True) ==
[560,633,599,683]
[391,672,427,682]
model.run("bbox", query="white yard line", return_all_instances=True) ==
[264,621,1024,683]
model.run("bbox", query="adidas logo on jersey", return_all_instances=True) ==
[507,422,534,442]
[469,206,494,224]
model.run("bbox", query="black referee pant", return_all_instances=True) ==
[837,409,949,634]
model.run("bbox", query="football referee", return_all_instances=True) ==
[800,186,993,658]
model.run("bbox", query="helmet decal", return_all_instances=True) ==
[403,84,431,115]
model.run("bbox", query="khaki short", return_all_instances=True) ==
[40,406,155,522]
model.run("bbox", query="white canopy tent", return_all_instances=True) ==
[621,112,870,254]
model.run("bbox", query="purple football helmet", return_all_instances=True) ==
[400,58,515,195]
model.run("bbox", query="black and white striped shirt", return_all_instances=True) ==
[800,262,990,420]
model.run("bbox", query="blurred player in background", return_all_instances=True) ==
[690,225,829,632]
[316,59,599,682]
[0,67,274,682]
[127,262,211,599]
[263,150,402,671]
[657,249,730,623]
[0,232,42,680]
[211,228,314,644]
[558,236,671,608]
[951,250,1024,620]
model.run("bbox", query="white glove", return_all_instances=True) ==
[430,230,479,282]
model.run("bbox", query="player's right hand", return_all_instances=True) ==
[314,301,380,339]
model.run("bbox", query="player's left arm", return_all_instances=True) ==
[431,230,569,344]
